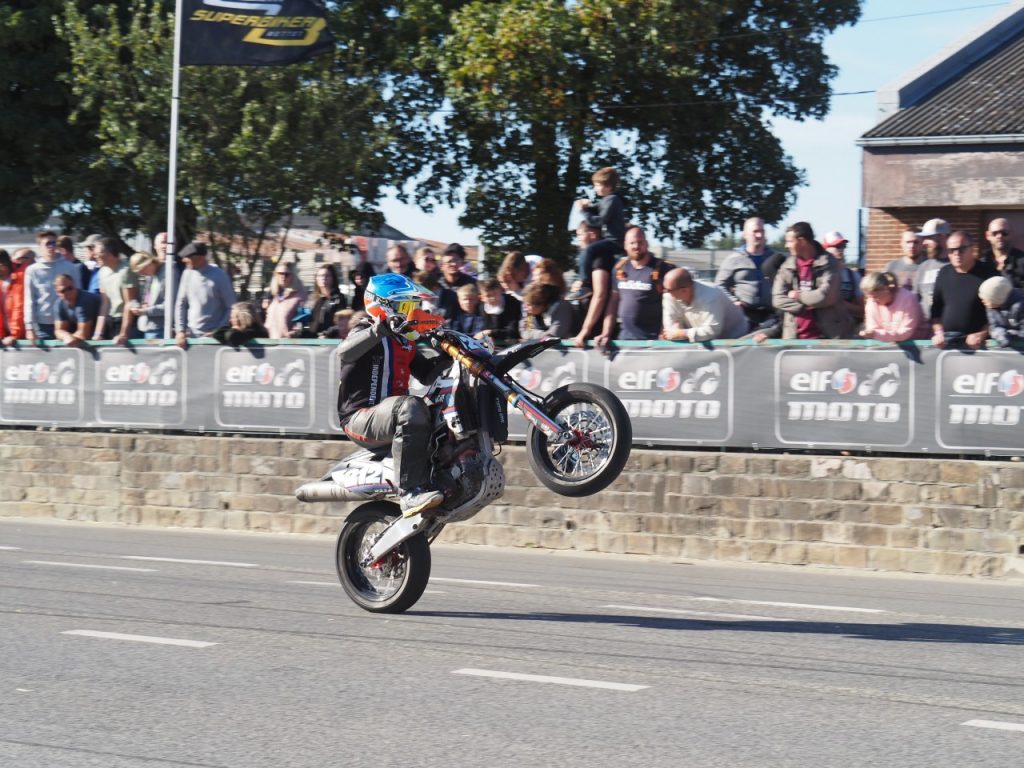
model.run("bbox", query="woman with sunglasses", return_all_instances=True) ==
[263,262,308,339]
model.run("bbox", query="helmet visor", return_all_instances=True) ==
[395,299,420,317]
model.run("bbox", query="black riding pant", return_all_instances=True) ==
[341,396,432,490]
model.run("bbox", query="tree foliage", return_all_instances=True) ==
[402,0,862,260]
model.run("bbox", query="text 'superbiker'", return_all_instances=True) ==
[336,274,445,518]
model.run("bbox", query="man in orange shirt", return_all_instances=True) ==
[2,248,35,346]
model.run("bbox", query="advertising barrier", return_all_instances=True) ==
[1,340,1022,456]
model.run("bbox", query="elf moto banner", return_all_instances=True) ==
[181,0,336,66]
[773,350,915,448]
[0,342,1021,455]
[96,348,187,427]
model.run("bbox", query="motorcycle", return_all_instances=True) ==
[295,321,632,614]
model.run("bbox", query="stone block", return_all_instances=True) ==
[794,522,825,542]
[834,546,868,568]
[775,542,808,565]
[849,525,887,547]
[485,525,518,548]
[670,515,701,536]
[777,458,811,477]
[717,455,747,475]
[644,515,673,534]
[681,475,712,495]
[937,552,970,576]
[715,540,746,561]
[870,505,903,526]
[831,481,863,500]
[682,536,714,560]
[901,550,941,574]
[965,554,1004,577]
[810,458,843,478]
[747,541,777,562]
[693,456,717,473]
[623,533,655,555]
[807,543,836,566]
[867,548,903,571]
[598,532,627,554]
[840,460,873,480]
[839,503,871,524]
[940,462,981,485]
[889,527,921,548]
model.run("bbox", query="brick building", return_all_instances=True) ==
[858,3,1024,272]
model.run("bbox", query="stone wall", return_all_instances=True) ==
[1,429,1021,578]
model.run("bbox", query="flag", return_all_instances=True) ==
[180,0,336,66]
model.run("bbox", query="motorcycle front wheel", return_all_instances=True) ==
[335,502,431,614]
[527,382,632,497]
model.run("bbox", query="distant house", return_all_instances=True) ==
[858,3,1024,271]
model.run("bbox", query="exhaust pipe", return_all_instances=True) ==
[295,481,361,503]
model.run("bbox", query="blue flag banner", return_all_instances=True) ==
[180,0,336,66]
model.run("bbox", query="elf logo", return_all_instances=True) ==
[4,360,76,385]
[789,365,901,398]
[105,359,178,386]
[619,363,720,395]
[952,370,1024,398]
[225,360,305,387]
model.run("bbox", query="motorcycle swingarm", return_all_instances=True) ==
[361,515,428,567]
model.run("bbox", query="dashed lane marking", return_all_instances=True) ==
[963,720,1024,733]
[122,556,259,568]
[432,577,539,588]
[604,604,791,622]
[691,597,886,614]
[24,561,156,572]
[62,630,217,648]
[453,668,647,691]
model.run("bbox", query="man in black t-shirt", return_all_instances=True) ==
[930,230,998,349]
[595,225,674,343]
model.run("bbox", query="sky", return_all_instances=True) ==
[377,0,1017,254]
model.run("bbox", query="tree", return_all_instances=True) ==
[0,1,103,227]
[55,0,401,287]
[400,0,862,263]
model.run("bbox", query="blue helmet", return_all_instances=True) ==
[364,273,436,323]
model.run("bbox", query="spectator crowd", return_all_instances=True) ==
[1,168,1022,351]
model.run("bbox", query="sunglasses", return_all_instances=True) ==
[44,241,57,247]
[947,246,972,255]
[989,230,1010,236]
[275,271,292,276]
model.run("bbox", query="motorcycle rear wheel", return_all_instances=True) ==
[527,382,632,497]
[336,502,431,614]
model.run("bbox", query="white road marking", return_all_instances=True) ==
[0,546,22,550]
[453,668,647,692]
[963,719,1024,733]
[24,560,156,572]
[122,556,259,568]
[691,597,885,614]
[62,630,217,648]
[604,604,790,622]
[432,577,539,588]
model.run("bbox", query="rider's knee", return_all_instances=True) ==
[396,396,429,429]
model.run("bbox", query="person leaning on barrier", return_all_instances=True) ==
[978,276,1024,348]
[772,221,853,340]
[53,273,100,348]
[129,251,177,339]
[94,237,140,344]
[24,230,81,343]
[520,281,575,340]
[212,301,268,346]
[858,271,928,343]
[661,267,749,342]
[174,242,236,349]
[595,225,674,345]
[714,216,779,329]
[913,218,951,318]
[930,230,997,350]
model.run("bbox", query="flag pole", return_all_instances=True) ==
[164,0,185,340]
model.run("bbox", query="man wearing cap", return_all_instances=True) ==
[980,218,1024,290]
[884,228,924,290]
[979,276,1024,348]
[822,231,864,326]
[53,273,101,348]
[129,251,177,339]
[2,248,34,346]
[82,234,105,292]
[439,244,475,291]
[23,231,81,343]
[174,242,236,348]
[912,218,950,318]
[930,230,997,349]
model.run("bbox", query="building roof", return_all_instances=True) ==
[860,1,1024,144]
[862,33,1024,141]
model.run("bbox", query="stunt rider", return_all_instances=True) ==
[336,273,445,518]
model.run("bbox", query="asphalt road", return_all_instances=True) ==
[2,518,1024,768]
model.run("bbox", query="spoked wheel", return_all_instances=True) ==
[527,382,632,497]
[335,502,431,614]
